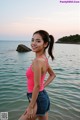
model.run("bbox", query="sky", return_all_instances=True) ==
[0,0,80,41]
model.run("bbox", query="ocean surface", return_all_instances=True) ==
[0,41,80,120]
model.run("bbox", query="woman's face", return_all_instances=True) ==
[31,33,46,52]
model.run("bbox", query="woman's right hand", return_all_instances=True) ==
[19,103,37,120]
[26,103,37,119]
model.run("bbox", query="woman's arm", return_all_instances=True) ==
[29,59,41,108]
[25,59,41,119]
[44,65,56,87]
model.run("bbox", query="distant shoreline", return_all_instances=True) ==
[55,42,80,44]
[55,34,80,44]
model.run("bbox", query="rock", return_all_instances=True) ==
[16,44,32,52]
[56,34,80,44]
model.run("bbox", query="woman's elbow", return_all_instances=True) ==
[52,73,56,79]
[54,73,56,78]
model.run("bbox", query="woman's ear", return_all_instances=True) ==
[44,42,48,48]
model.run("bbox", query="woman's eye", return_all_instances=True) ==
[31,39,41,43]
[37,41,41,43]
[31,39,34,42]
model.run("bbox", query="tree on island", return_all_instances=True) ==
[56,34,80,44]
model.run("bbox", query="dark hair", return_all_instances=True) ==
[33,30,54,60]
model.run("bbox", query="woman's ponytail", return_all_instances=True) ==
[48,35,54,60]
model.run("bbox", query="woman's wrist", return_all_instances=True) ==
[29,103,34,109]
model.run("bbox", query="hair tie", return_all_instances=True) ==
[49,35,51,42]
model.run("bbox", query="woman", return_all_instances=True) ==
[19,30,56,120]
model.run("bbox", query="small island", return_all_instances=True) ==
[56,34,80,44]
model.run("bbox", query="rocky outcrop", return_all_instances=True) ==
[16,44,32,52]
[56,34,80,44]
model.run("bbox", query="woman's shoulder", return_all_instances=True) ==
[32,57,45,69]
[33,58,43,65]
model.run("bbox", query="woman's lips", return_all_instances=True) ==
[32,46,37,49]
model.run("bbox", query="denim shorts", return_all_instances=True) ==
[27,90,50,116]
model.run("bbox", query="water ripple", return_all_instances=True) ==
[0,43,80,120]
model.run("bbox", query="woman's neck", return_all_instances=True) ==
[35,51,46,58]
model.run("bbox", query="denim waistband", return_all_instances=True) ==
[27,89,47,102]
[27,89,45,96]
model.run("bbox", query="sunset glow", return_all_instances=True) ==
[0,0,80,41]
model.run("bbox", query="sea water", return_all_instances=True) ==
[0,41,80,120]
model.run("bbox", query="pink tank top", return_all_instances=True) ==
[26,57,48,93]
